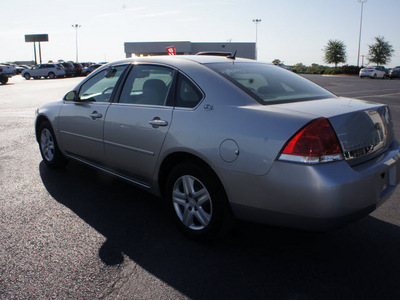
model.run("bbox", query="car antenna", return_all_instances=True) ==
[227,50,237,60]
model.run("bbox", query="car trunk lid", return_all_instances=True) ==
[274,97,394,166]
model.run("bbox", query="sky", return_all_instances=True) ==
[1,0,400,67]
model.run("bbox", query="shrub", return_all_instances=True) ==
[340,65,361,75]
[292,63,308,74]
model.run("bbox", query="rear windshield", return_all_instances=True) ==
[205,62,335,104]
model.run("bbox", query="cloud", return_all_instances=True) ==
[172,17,201,23]
[96,6,146,18]
[140,10,181,18]
[182,2,203,8]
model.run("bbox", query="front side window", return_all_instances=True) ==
[119,65,174,106]
[79,65,127,103]
[206,62,335,104]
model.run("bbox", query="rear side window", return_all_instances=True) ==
[206,62,335,104]
[119,65,174,106]
[175,73,203,108]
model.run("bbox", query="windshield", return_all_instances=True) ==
[205,62,335,104]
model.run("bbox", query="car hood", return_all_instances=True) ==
[271,97,395,165]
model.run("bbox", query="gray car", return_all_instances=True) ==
[35,55,400,239]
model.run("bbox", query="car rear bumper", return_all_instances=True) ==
[360,73,373,78]
[219,142,400,230]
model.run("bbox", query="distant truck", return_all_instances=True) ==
[0,65,16,84]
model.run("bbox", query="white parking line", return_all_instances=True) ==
[340,88,400,96]
[354,92,400,98]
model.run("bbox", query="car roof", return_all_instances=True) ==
[109,55,258,67]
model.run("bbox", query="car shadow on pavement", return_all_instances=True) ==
[39,160,400,299]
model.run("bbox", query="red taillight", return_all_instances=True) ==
[279,118,343,164]
[0,68,3,72]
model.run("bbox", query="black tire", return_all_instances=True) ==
[38,121,67,168]
[166,162,232,239]
[48,72,56,79]
[0,75,8,85]
[24,73,31,80]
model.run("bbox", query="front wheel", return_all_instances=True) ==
[48,72,56,79]
[24,73,31,80]
[166,163,232,239]
[0,75,8,84]
[38,121,67,168]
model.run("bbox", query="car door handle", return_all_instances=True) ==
[149,118,168,127]
[90,111,103,120]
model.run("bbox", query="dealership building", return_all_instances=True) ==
[124,41,256,59]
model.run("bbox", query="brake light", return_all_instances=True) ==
[279,118,343,164]
[0,68,3,72]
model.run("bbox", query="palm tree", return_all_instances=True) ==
[323,40,347,68]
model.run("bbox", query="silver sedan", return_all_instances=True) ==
[35,55,400,239]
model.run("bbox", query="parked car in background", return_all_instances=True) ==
[82,63,103,76]
[80,62,93,75]
[273,63,292,71]
[72,63,83,76]
[81,62,92,68]
[14,65,29,74]
[389,67,400,79]
[22,63,66,80]
[35,56,400,239]
[359,66,386,79]
[0,64,16,84]
[375,66,389,77]
[61,62,76,77]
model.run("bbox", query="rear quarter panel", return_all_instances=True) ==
[157,64,316,177]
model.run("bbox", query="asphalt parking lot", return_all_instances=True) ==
[1,74,400,299]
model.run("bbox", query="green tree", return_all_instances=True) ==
[368,36,394,66]
[272,59,282,65]
[323,40,347,68]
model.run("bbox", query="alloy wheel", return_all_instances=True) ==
[172,175,213,230]
[40,128,55,162]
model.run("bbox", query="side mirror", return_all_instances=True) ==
[64,91,80,101]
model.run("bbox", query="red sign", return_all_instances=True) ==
[166,46,176,56]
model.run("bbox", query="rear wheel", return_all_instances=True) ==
[48,72,56,79]
[38,121,67,168]
[24,73,31,80]
[166,162,232,239]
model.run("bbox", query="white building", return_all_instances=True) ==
[124,41,256,59]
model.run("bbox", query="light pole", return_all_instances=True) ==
[253,19,261,60]
[72,24,81,62]
[357,0,367,67]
